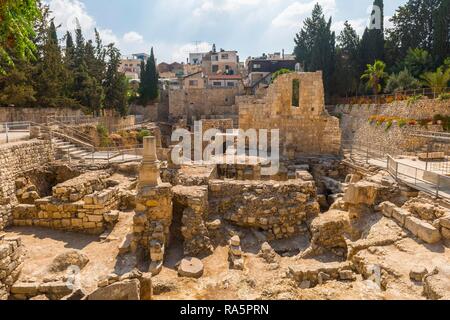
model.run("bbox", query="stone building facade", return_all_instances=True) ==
[237,72,341,159]
[169,87,241,124]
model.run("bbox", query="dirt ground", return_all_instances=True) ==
[3,211,450,300]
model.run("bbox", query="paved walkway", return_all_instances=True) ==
[0,131,30,144]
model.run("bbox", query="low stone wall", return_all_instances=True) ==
[0,235,24,300]
[0,140,54,230]
[379,200,449,244]
[12,186,120,234]
[52,171,110,202]
[208,179,320,240]
[0,107,83,123]
[330,99,450,151]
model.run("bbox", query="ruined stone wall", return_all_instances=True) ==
[329,99,450,151]
[208,179,320,240]
[0,107,83,123]
[172,185,212,256]
[169,87,240,121]
[0,236,24,300]
[238,72,341,159]
[11,171,120,234]
[0,140,54,230]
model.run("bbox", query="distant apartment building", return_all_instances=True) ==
[158,62,184,79]
[118,53,150,81]
[202,46,239,76]
[207,74,242,88]
[189,52,208,65]
[246,50,298,87]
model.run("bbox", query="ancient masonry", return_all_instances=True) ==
[133,136,173,274]
[237,72,341,158]
[12,171,120,234]
[0,235,24,300]
[0,140,54,230]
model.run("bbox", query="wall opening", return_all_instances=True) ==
[292,79,300,107]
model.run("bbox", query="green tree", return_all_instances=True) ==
[334,21,361,96]
[386,0,442,60]
[401,48,434,78]
[385,69,420,93]
[361,60,388,94]
[433,0,450,64]
[294,3,335,98]
[103,44,128,116]
[0,0,40,74]
[139,48,159,105]
[421,67,450,94]
[0,61,36,106]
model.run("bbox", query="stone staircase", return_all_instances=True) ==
[52,138,93,160]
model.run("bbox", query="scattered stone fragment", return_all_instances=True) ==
[178,257,204,279]
[49,250,89,272]
[409,267,428,282]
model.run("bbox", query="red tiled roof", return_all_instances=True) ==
[208,75,242,80]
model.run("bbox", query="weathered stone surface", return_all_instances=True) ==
[343,181,379,205]
[88,279,140,300]
[178,258,204,279]
[140,273,152,301]
[423,267,450,300]
[409,267,428,282]
[49,250,89,272]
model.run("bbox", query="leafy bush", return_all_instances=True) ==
[137,129,151,143]
[438,93,450,100]
[96,124,111,147]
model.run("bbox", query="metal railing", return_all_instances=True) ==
[331,87,450,105]
[387,155,450,199]
[0,122,31,143]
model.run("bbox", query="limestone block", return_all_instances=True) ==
[405,218,441,244]
[442,227,450,240]
[88,279,140,300]
[11,282,39,295]
[343,181,379,205]
[392,207,411,227]
[439,215,450,229]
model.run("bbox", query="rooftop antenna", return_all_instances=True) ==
[193,40,202,53]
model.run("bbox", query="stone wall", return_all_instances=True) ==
[0,107,83,123]
[208,179,320,240]
[0,235,24,300]
[11,171,120,234]
[329,99,450,151]
[169,87,241,123]
[237,72,341,159]
[0,140,54,230]
[172,185,212,256]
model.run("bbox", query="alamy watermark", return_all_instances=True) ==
[171,121,280,176]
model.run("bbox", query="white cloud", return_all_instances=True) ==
[47,0,152,57]
[123,31,144,44]
[47,0,95,33]
[171,41,212,62]
[272,0,336,28]
[332,18,368,36]
[193,0,270,16]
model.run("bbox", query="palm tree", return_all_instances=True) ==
[361,60,388,95]
[421,67,450,94]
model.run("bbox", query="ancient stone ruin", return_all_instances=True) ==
[0,71,449,301]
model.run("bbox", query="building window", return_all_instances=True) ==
[189,80,198,87]
[212,55,219,61]
[212,65,219,73]
[292,79,300,107]
[221,54,229,60]
[213,81,222,87]
[253,64,261,69]
[227,82,235,87]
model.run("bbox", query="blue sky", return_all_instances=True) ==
[47,0,408,63]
